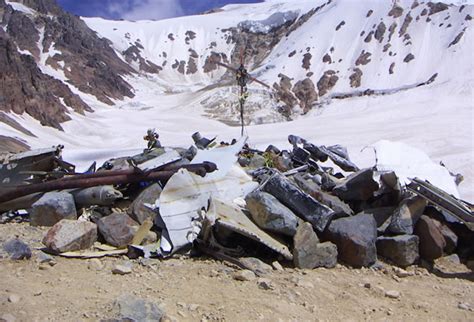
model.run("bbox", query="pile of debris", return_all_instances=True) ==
[1,130,473,273]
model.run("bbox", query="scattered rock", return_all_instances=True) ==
[36,251,54,264]
[302,53,312,70]
[245,190,299,236]
[325,213,377,267]
[272,261,284,271]
[317,70,339,97]
[292,78,318,113]
[2,238,31,260]
[232,269,256,281]
[385,290,401,299]
[97,212,139,248]
[112,294,164,321]
[457,302,471,311]
[8,294,20,304]
[112,261,133,275]
[30,191,77,227]
[88,258,105,271]
[335,21,345,31]
[257,278,274,290]
[42,219,97,253]
[376,235,419,267]
[239,257,273,276]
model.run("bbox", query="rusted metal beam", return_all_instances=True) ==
[0,164,215,204]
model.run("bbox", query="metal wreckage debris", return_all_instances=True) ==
[0,130,473,272]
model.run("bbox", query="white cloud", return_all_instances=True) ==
[108,0,184,21]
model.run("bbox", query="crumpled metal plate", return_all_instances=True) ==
[207,198,293,260]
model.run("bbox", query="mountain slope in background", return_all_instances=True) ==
[0,0,472,200]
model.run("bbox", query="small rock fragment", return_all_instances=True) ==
[8,294,20,304]
[3,239,31,260]
[239,257,272,276]
[385,290,401,299]
[272,261,284,271]
[232,270,256,281]
[113,294,164,321]
[112,262,133,275]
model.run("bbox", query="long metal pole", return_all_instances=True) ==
[240,85,244,137]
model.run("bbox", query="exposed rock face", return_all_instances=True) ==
[292,78,318,113]
[427,2,449,15]
[123,44,162,74]
[349,68,363,88]
[399,13,413,37]
[404,53,415,63]
[355,50,372,66]
[317,70,338,97]
[388,4,404,18]
[273,73,298,113]
[302,53,312,70]
[0,0,135,129]
[387,196,427,235]
[0,33,91,130]
[374,22,386,42]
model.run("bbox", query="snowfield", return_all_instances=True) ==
[0,0,472,201]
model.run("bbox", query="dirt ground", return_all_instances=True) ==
[0,222,473,322]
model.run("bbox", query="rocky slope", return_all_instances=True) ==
[0,0,135,130]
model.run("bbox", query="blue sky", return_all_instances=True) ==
[57,0,263,21]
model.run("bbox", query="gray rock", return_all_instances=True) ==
[414,215,446,261]
[257,278,274,290]
[272,261,284,271]
[239,257,272,276]
[245,190,298,236]
[293,174,352,218]
[325,213,377,267]
[433,220,458,254]
[385,290,401,299]
[97,212,139,248]
[263,173,335,233]
[248,154,266,168]
[36,251,54,264]
[128,183,162,224]
[113,294,164,322]
[233,269,256,281]
[2,238,31,260]
[387,196,426,235]
[376,235,419,267]
[30,191,77,226]
[333,168,379,201]
[112,262,133,275]
[293,223,338,269]
[42,219,97,253]
[357,207,395,234]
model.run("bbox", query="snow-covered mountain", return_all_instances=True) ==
[0,0,473,200]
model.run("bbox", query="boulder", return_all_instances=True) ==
[376,235,419,267]
[248,154,266,168]
[42,219,97,253]
[2,238,31,260]
[293,174,352,218]
[293,222,338,269]
[245,190,298,236]
[387,196,426,235]
[414,215,446,261]
[325,213,377,267]
[128,183,162,224]
[333,169,379,201]
[30,191,77,226]
[433,220,458,254]
[97,213,139,248]
[112,294,164,322]
[357,207,395,234]
[263,173,335,233]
